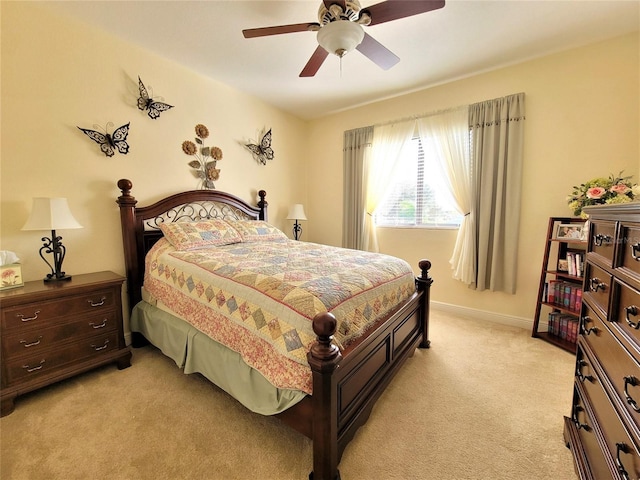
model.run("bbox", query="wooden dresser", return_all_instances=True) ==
[564,203,640,479]
[0,271,132,416]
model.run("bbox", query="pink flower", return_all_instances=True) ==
[1,269,14,279]
[586,187,606,199]
[610,183,631,195]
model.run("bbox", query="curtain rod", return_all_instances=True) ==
[372,92,525,128]
[372,104,467,128]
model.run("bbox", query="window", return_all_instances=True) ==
[373,136,462,227]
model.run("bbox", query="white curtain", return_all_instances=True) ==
[366,120,416,252]
[416,106,475,284]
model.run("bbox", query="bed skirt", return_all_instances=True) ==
[131,300,307,415]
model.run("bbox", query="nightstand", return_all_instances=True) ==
[0,271,132,416]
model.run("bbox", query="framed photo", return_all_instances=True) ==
[0,263,23,290]
[555,223,584,240]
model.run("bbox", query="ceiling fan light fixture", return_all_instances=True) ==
[317,20,364,57]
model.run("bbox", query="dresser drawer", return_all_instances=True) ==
[584,262,612,318]
[1,289,117,331]
[581,367,640,480]
[612,278,640,357]
[1,310,118,358]
[589,220,616,268]
[4,332,120,384]
[576,332,640,440]
[571,385,615,480]
[619,222,640,283]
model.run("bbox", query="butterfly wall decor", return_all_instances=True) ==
[77,122,130,157]
[245,128,274,165]
[137,76,174,120]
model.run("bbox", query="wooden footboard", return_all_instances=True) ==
[279,261,432,480]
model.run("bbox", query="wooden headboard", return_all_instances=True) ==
[115,179,268,311]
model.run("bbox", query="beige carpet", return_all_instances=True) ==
[1,309,578,480]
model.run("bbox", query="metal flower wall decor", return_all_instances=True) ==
[182,124,222,189]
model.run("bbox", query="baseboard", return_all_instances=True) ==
[431,301,533,330]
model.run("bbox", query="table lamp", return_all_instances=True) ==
[286,204,307,241]
[22,197,83,282]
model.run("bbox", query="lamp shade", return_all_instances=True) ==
[286,204,307,221]
[22,198,83,231]
[317,20,364,57]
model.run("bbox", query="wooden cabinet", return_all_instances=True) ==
[532,217,587,352]
[564,203,640,479]
[0,271,132,416]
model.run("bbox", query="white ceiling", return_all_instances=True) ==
[43,0,639,120]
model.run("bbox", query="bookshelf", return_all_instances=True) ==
[531,217,587,353]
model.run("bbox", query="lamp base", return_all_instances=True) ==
[44,275,72,283]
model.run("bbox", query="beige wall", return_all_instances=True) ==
[306,33,639,323]
[2,2,638,326]
[1,2,309,286]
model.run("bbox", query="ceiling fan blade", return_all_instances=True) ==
[323,0,346,10]
[356,32,400,70]
[243,23,319,38]
[300,46,330,77]
[364,0,445,26]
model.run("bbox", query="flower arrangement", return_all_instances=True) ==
[567,172,640,218]
[181,124,222,189]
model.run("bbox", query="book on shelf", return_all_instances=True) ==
[559,251,585,277]
[544,280,582,313]
[548,312,579,344]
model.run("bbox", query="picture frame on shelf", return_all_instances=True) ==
[555,223,584,240]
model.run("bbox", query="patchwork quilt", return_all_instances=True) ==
[144,239,416,393]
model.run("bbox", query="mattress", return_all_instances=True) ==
[143,237,416,395]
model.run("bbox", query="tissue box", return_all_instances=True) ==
[0,263,23,290]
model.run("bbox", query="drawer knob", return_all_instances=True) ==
[623,376,640,412]
[588,277,606,293]
[593,234,612,247]
[581,316,598,336]
[16,310,41,322]
[87,296,106,307]
[89,319,108,329]
[91,339,109,351]
[576,359,593,383]
[625,305,639,329]
[20,336,43,348]
[616,443,631,480]
[631,243,640,261]
[22,359,45,373]
[571,405,589,431]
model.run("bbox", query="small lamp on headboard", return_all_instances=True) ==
[286,204,307,241]
[22,197,83,282]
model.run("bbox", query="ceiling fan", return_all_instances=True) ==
[242,0,445,77]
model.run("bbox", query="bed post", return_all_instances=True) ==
[257,190,267,221]
[116,179,140,311]
[416,259,433,348]
[307,312,342,480]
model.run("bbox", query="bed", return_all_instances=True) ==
[116,179,433,480]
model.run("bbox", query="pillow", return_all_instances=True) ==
[225,219,288,243]
[159,219,242,250]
